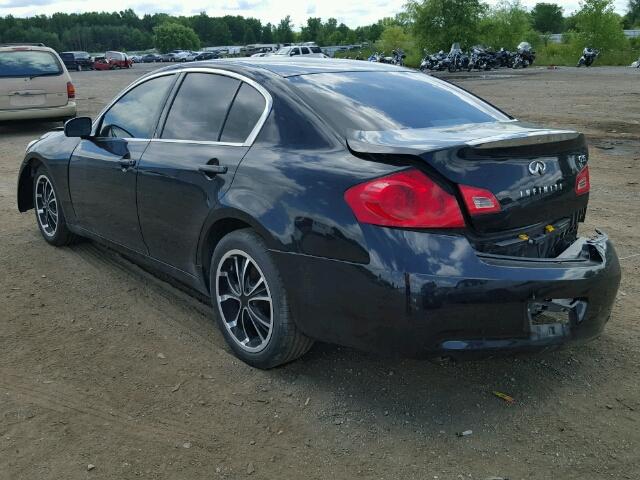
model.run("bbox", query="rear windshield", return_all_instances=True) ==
[0,50,63,78]
[288,71,509,133]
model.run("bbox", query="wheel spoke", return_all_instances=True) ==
[247,276,264,296]
[220,271,241,297]
[246,308,265,342]
[247,304,271,329]
[248,295,271,304]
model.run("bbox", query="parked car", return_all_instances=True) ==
[0,44,76,121]
[161,50,190,62]
[130,55,143,63]
[92,57,114,70]
[184,51,201,62]
[142,53,162,63]
[17,59,620,369]
[194,52,219,61]
[273,45,326,58]
[60,51,93,71]
[105,51,132,68]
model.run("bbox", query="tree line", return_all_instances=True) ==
[0,9,387,53]
[0,0,638,63]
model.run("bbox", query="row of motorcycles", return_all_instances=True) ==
[420,42,535,73]
[367,49,406,66]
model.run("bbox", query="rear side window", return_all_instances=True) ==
[162,73,240,142]
[288,71,509,133]
[220,83,266,143]
[100,74,175,138]
[0,50,62,78]
[310,47,322,53]
[301,47,310,54]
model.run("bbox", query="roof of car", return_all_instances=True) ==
[0,44,57,53]
[169,57,413,78]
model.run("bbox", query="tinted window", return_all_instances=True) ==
[100,75,174,138]
[220,83,266,143]
[288,71,509,133]
[301,47,310,54]
[0,51,62,78]
[162,73,240,141]
[310,47,322,53]
[291,48,300,56]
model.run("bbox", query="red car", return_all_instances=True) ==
[105,51,133,68]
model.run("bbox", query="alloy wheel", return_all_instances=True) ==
[35,175,58,237]
[216,249,273,353]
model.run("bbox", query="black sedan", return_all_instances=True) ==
[17,59,621,368]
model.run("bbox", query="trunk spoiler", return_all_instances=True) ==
[346,121,581,156]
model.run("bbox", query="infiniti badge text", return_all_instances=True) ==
[520,181,564,198]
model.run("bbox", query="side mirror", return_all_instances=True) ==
[64,117,92,138]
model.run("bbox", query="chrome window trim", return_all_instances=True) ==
[92,67,273,147]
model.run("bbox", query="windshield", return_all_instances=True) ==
[0,50,62,78]
[288,71,509,133]
[275,47,291,56]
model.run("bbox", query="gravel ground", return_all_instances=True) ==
[0,64,638,480]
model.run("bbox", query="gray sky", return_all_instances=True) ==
[0,0,631,27]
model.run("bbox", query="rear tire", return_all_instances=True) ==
[33,165,79,247]
[210,229,313,369]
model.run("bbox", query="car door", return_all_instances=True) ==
[136,71,269,275]
[68,73,177,253]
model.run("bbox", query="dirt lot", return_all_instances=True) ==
[0,64,639,480]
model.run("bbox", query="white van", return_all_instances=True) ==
[0,44,77,121]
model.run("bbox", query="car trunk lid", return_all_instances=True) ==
[346,121,590,236]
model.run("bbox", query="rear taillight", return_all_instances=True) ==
[344,169,465,228]
[459,184,501,215]
[575,166,590,195]
[66,82,75,99]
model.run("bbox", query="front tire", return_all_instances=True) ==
[210,229,313,369]
[33,165,79,246]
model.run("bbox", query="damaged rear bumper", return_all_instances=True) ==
[272,230,621,356]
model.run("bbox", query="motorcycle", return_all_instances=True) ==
[391,48,406,66]
[368,52,382,62]
[512,41,535,69]
[494,48,515,68]
[467,46,492,71]
[447,43,469,72]
[577,47,599,67]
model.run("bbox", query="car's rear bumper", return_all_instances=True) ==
[0,102,76,121]
[272,230,621,357]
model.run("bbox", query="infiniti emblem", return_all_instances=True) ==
[528,160,547,176]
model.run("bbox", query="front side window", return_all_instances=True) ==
[162,73,240,142]
[0,50,62,78]
[220,83,266,143]
[99,74,175,138]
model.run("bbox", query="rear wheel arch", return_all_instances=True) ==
[17,156,44,212]
[198,212,279,292]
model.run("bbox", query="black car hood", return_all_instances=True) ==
[346,121,580,155]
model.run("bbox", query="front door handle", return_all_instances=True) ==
[199,164,228,177]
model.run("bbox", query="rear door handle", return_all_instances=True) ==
[118,155,135,169]
[199,164,228,176]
